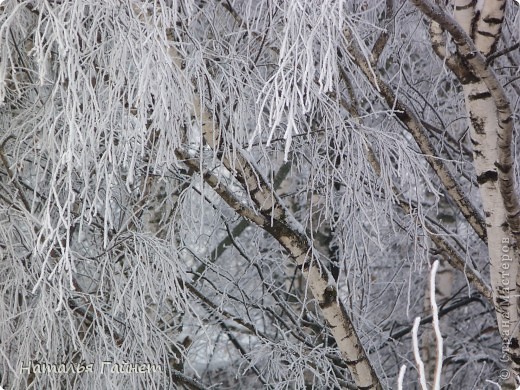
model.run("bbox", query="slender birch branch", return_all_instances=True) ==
[342,26,488,245]
[412,0,520,382]
[365,142,492,300]
[370,0,394,66]
[175,148,383,390]
[133,7,383,386]
[397,365,407,390]
[411,0,520,242]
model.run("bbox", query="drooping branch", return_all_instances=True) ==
[411,0,520,382]
[346,74,492,302]
[175,148,383,390]
[410,0,520,241]
[371,0,394,66]
[341,26,488,245]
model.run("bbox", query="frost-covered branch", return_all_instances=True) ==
[366,140,492,300]
[371,0,394,65]
[1,1,516,388]
[412,0,520,380]
[342,25,488,245]
[176,148,383,389]
[412,0,520,242]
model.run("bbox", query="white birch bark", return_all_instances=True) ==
[132,5,385,388]
[176,148,382,389]
[453,1,520,379]
[181,96,384,388]
[412,0,520,382]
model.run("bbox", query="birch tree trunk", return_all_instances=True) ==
[412,0,520,383]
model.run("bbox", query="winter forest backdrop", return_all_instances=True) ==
[1,0,520,389]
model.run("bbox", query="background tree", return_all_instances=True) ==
[0,0,519,389]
